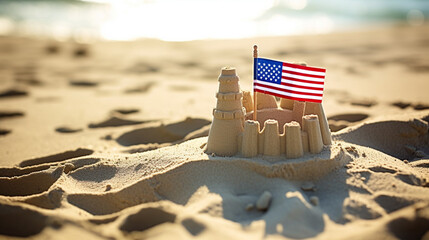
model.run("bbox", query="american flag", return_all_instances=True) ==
[254,58,326,103]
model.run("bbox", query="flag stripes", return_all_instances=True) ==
[254,58,326,103]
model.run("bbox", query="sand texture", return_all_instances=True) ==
[1,24,429,239]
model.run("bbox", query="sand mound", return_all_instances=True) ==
[0,127,429,238]
[2,110,428,239]
[334,111,429,160]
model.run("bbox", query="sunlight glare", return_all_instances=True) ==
[100,0,276,41]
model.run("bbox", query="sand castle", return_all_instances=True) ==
[207,67,332,159]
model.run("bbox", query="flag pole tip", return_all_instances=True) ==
[253,45,258,58]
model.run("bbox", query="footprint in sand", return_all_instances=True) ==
[19,148,94,168]
[0,167,63,197]
[124,82,156,94]
[338,99,376,108]
[0,111,24,119]
[89,114,153,128]
[116,117,211,146]
[0,88,28,98]
[45,43,60,54]
[368,166,397,174]
[0,203,48,237]
[373,194,415,214]
[69,79,99,87]
[14,67,43,86]
[111,108,140,115]
[119,207,176,232]
[387,212,429,240]
[127,62,159,74]
[392,101,429,111]
[328,113,369,132]
[0,129,11,136]
[55,126,83,133]
[169,85,196,92]
[73,45,89,57]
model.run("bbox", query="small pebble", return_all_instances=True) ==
[256,191,272,211]
[301,182,316,191]
[404,160,409,164]
[360,177,366,181]
[63,163,75,174]
[105,184,112,191]
[310,196,319,206]
[245,203,254,211]
[362,153,367,158]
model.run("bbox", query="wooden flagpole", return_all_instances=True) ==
[253,45,258,122]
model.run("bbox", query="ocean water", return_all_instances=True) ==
[0,0,427,42]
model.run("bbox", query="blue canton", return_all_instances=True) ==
[255,58,282,84]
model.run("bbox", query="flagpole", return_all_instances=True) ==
[253,45,258,122]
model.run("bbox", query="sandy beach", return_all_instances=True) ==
[0,23,429,239]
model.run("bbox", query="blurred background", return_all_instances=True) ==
[0,0,427,42]
[1,0,429,164]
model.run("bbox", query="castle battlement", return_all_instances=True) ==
[207,67,332,160]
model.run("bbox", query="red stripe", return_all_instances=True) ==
[283,62,326,73]
[280,82,324,91]
[282,76,324,85]
[254,88,322,103]
[282,70,325,79]
[254,83,323,97]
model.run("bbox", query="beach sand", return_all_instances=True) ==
[0,24,428,239]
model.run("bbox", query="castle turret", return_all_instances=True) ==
[305,102,332,145]
[241,120,259,157]
[263,119,281,156]
[285,121,304,158]
[303,114,324,154]
[206,67,245,156]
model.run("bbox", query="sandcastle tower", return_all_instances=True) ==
[206,67,246,156]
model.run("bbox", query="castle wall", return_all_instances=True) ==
[245,108,293,134]
[240,116,325,159]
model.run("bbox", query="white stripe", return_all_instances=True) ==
[282,73,325,82]
[282,66,326,76]
[254,80,323,94]
[254,85,323,100]
[281,79,324,89]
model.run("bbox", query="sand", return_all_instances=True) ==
[0,23,429,239]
